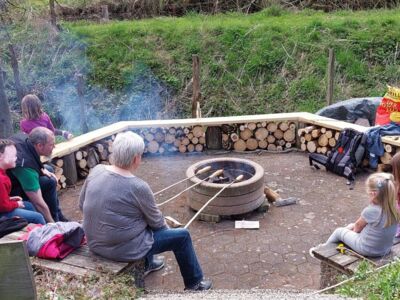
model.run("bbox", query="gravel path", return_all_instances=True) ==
[140,289,358,300]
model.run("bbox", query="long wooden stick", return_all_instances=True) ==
[153,166,211,196]
[337,244,378,266]
[157,169,223,207]
[184,174,244,229]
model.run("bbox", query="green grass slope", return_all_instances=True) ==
[67,7,400,117]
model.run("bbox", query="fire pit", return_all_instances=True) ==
[186,158,265,216]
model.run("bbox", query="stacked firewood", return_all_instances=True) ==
[75,137,114,179]
[139,126,206,154]
[381,141,400,164]
[298,125,340,154]
[221,124,237,150]
[231,121,296,152]
[53,159,67,191]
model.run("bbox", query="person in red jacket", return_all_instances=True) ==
[0,139,45,224]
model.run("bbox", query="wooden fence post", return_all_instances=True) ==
[101,5,109,22]
[75,73,89,133]
[192,55,201,118]
[326,48,335,106]
[49,0,57,28]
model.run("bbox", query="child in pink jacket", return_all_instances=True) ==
[20,94,73,140]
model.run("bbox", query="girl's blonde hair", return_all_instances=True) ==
[391,152,400,189]
[21,94,43,120]
[366,172,400,227]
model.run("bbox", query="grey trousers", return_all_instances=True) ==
[326,227,365,255]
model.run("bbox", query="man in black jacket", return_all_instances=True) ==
[8,127,67,223]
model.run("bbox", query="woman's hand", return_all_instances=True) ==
[346,223,355,230]
[9,196,22,201]
[17,201,25,208]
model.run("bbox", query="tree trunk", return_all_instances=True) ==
[0,65,13,138]
[8,44,24,101]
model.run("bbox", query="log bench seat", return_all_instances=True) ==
[311,238,400,288]
[0,225,146,288]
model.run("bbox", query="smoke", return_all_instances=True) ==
[44,65,173,134]
[2,13,174,134]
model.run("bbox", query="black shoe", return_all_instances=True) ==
[185,279,212,291]
[144,257,165,277]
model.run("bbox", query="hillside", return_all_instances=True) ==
[2,5,400,132]
[68,8,400,118]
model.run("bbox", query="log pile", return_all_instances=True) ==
[139,126,206,154]
[380,142,400,165]
[221,124,238,150]
[55,126,207,189]
[53,158,66,191]
[231,121,296,152]
[298,125,340,155]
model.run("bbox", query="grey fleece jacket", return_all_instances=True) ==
[79,165,166,261]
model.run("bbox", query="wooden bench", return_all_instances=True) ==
[0,240,37,300]
[0,225,146,288]
[311,238,400,288]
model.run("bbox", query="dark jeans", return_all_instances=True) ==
[40,165,63,222]
[0,201,46,224]
[145,228,203,288]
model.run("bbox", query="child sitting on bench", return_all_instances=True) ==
[0,139,45,224]
[311,172,400,257]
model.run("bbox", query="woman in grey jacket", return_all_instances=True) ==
[79,131,211,291]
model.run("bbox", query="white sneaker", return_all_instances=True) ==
[309,243,326,258]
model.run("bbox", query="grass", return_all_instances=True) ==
[336,260,400,299]
[65,7,400,117]
[35,268,141,299]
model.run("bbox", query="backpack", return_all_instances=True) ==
[0,216,28,238]
[309,128,367,187]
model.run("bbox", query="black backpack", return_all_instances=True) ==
[0,216,28,238]
[309,128,367,187]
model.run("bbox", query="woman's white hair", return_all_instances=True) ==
[111,131,145,169]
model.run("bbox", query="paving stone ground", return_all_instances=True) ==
[60,151,369,292]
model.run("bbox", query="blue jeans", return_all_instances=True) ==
[40,165,63,222]
[145,228,203,288]
[0,201,46,224]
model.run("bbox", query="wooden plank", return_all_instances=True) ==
[0,240,37,300]
[346,260,362,273]
[298,113,369,133]
[312,243,339,259]
[32,258,96,277]
[330,252,359,267]
[61,252,128,273]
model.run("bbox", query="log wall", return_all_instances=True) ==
[48,113,400,190]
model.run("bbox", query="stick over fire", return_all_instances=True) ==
[184,174,244,229]
[153,166,212,196]
[157,169,224,207]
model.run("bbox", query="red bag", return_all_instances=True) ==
[375,85,400,125]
